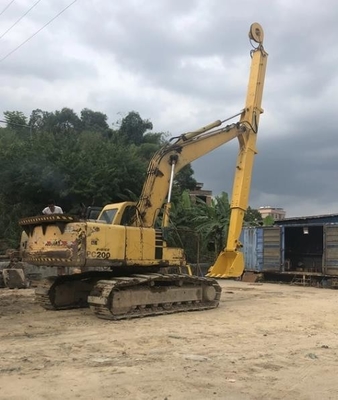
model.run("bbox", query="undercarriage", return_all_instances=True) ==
[35,271,222,320]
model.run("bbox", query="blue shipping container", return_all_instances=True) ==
[241,227,263,271]
[241,226,283,272]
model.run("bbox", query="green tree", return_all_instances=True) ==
[52,108,82,134]
[0,107,202,251]
[165,190,201,263]
[118,111,153,144]
[135,132,165,160]
[263,215,274,226]
[80,108,110,135]
[191,192,230,258]
[244,206,263,226]
[29,109,47,132]
[3,111,30,137]
[0,113,150,246]
[3,111,27,127]
[174,164,197,192]
[29,108,82,135]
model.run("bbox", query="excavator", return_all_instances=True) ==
[18,23,268,320]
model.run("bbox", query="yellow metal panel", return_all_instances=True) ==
[125,227,143,260]
[140,229,157,260]
[85,223,126,261]
[163,247,186,265]
[21,222,86,267]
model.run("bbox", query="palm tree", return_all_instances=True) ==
[192,192,230,257]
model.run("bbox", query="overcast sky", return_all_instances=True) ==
[0,0,337,217]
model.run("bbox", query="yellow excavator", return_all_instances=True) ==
[19,23,268,320]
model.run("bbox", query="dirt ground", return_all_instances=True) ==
[0,281,337,400]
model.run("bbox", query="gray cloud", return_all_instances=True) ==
[0,0,338,217]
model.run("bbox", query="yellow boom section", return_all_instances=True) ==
[136,121,246,227]
[208,23,268,278]
[136,23,267,232]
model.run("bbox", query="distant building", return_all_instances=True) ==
[258,206,286,220]
[189,182,212,206]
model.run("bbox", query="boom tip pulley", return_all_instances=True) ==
[249,22,264,45]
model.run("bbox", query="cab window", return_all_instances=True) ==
[98,209,118,224]
[120,206,137,226]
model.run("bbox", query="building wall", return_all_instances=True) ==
[258,206,286,220]
[189,182,213,206]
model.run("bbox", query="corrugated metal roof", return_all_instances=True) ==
[275,213,338,226]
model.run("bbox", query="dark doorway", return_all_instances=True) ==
[284,225,323,273]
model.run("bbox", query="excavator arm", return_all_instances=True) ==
[136,23,268,282]
[136,120,247,228]
[207,23,268,278]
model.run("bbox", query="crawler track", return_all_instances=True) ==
[35,271,115,310]
[35,272,222,320]
[88,273,222,320]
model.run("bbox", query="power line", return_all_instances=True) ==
[0,0,77,63]
[0,0,42,41]
[0,119,30,129]
[0,0,15,17]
